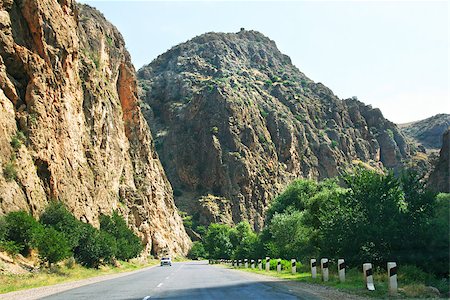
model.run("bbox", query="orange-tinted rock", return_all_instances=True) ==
[0,1,190,257]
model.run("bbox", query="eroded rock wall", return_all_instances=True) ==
[0,0,190,256]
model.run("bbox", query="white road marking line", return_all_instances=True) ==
[157,282,163,288]
[142,296,151,300]
[165,276,170,279]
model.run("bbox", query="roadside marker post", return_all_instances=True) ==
[310,259,317,279]
[321,258,329,282]
[265,257,270,271]
[338,259,345,282]
[244,259,248,268]
[258,259,262,270]
[291,259,296,274]
[363,263,375,291]
[388,262,398,293]
[238,259,241,267]
[277,259,281,273]
[251,259,255,268]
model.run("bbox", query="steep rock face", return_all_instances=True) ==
[0,0,190,256]
[428,130,450,193]
[137,30,411,229]
[399,114,450,150]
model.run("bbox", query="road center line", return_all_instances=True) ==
[165,276,170,279]
[157,282,163,288]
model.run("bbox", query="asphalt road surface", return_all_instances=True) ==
[42,261,321,300]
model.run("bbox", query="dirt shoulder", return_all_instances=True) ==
[0,265,157,300]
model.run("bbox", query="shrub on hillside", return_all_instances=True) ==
[32,226,71,266]
[0,217,23,256]
[100,212,143,261]
[39,201,83,251]
[3,211,40,256]
[75,224,117,268]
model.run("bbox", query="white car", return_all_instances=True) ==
[160,257,172,266]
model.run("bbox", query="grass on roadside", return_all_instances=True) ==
[225,264,447,299]
[0,258,159,294]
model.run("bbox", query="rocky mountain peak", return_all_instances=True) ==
[138,30,412,230]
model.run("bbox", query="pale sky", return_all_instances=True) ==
[80,0,449,124]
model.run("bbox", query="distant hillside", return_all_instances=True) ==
[399,114,450,150]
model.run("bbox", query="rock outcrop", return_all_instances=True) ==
[137,30,412,229]
[399,114,450,151]
[0,0,190,256]
[428,130,450,193]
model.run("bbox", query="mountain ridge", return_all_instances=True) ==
[138,29,413,229]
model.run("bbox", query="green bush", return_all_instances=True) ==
[4,211,40,256]
[10,131,26,150]
[39,202,83,251]
[269,258,291,271]
[187,241,206,259]
[75,224,117,268]
[32,226,71,266]
[0,240,23,256]
[3,161,17,182]
[100,212,143,261]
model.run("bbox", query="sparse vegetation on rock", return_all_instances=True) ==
[138,30,412,229]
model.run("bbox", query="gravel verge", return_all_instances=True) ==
[0,265,157,300]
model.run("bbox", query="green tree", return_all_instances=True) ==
[265,179,319,223]
[100,211,143,261]
[74,224,117,268]
[266,210,315,259]
[423,193,449,275]
[231,222,260,259]
[4,211,40,256]
[39,202,83,251]
[32,226,71,266]
[187,241,206,259]
[204,223,234,259]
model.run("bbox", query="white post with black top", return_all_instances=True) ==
[277,258,281,273]
[310,258,317,279]
[321,258,329,282]
[258,258,262,270]
[238,259,241,267]
[291,259,296,274]
[388,262,397,293]
[265,257,270,271]
[251,259,255,268]
[363,263,375,291]
[338,258,345,282]
[244,259,248,268]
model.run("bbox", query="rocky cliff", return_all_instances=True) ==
[399,114,450,151]
[0,0,190,256]
[137,30,412,230]
[428,129,450,193]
